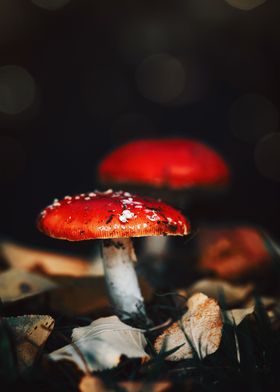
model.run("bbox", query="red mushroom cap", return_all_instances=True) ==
[98,139,229,189]
[37,190,190,241]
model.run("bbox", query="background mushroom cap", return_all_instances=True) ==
[98,139,229,190]
[37,190,190,241]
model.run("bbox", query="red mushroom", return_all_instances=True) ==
[98,138,229,264]
[37,190,190,322]
[98,139,229,191]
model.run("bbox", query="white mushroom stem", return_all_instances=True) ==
[102,237,147,321]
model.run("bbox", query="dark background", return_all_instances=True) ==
[0,0,280,255]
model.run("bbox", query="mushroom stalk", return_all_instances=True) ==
[102,237,146,321]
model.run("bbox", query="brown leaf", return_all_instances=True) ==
[185,279,253,307]
[0,241,92,277]
[48,276,153,316]
[154,293,222,360]
[4,314,54,371]
[197,226,271,280]
[226,307,254,325]
[0,268,57,303]
[79,375,111,392]
[119,382,171,392]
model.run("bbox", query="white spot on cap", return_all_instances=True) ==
[119,209,135,223]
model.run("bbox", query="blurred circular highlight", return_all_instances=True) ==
[224,0,266,11]
[136,54,186,104]
[31,0,70,10]
[255,133,280,182]
[0,66,36,115]
[229,94,279,143]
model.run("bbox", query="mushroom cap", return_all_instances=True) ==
[98,139,229,190]
[37,190,190,241]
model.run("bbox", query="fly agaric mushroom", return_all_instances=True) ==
[98,139,229,277]
[37,190,190,322]
[98,139,229,199]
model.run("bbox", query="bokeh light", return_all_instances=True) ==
[31,0,70,10]
[229,94,279,143]
[0,136,26,183]
[0,66,36,115]
[224,0,266,11]
[117,21,169,65]
[164,57,208,106]
[136,54,186,104]
[255,133,280,181]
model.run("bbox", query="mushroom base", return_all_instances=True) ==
[102,238,147,321]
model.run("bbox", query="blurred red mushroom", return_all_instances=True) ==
[98,139,229,261]
[37,190,190,323]
[197,226,272,281]
[98,138,229,193]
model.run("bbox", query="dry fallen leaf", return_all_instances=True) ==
[197,226,271,280]
[79,375,111,392]
[50,316,149,372]
[4,314,54,371]
[48,276,153,316]
[154,293,222,361]
[79,376,171,392]
[244,296,276,309]
[226,307,255,325]
[185,279,253,307]
[119,382,171,392]
[0,241,93,277]
[118,382,171,392]
[0,268,57,303]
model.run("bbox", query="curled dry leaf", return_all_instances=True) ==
[154,293,222,361]
[0,241,93,277]
[118,382,171,392]
[4,315,54,371]
[0,268,57,303]
[185,279,253,307]
[50,316,149,372]
[226,307,255,325]
[79,375,111,392]
[245,296,276,309]
[197,226,271,280]
[79,376,171,392]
